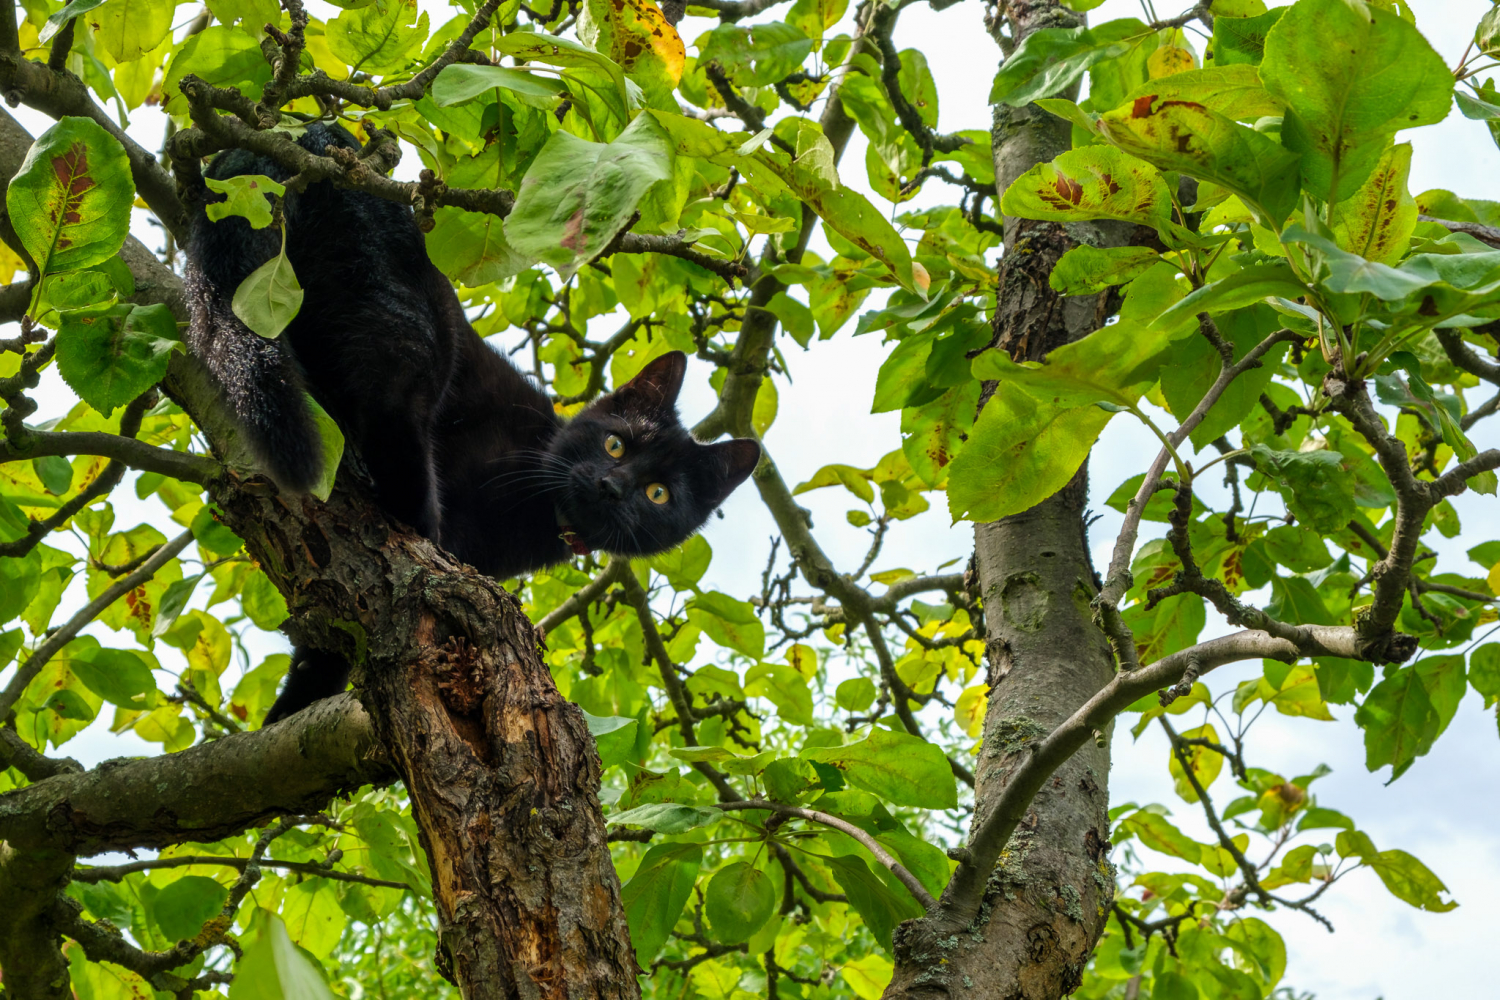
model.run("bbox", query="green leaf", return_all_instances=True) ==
[688,590,765,658]
[1332,142,1416,264]
[1210,7,1285,66]
[698,21,811,87]
[744,661,813,726]
[7,117,134,276]
[1000,145,1171,226]
[951,318,1168,523]
[229,912,336,1000]
[608,802,722,833]
[431,64,568,107]
[1355,665,1441,780]
[327,0,429,76]
[1249,445,1356,533]
[232,242,303,339]
[92,0,174,64]
[1087,96,1302,228]
[1260,0,1452,200]
[1120,810,1204,860]
[32,455,73,495]
[1367,848,1457,912]
[1119,64,1286,122]
[1470,643,1500,708]
[825,854,923,950]
[163,27,273,118]
[621,842,701,964]
[836,676,877,712]
[205,174,286,230]
[305,395,344,503]
[68,646,155,708]
[151,874,229,941]
[801,727,956,809]
[494,32,630,131]
[281,881,347,959]
[763,757,820,803]
[425,207,533,288]
[1168,724,1223,803]
[582,708,639,770]
[704,862,775,943]
[793,462,874,501]
[40,0,108,43]
[988,26,1130,107]
[506,113,674,281]
[1049,245,1160,296]
[54,303,182,415]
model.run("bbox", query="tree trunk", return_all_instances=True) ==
[210,477,640,999]
[885,2,1121,995]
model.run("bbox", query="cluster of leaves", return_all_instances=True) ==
[1,0,1498,996]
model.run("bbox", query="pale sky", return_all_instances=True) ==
[8,1,1498,997]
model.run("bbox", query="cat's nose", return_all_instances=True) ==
[599,475,626,499]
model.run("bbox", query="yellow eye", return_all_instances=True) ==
[646,483,670,505]
[605,434,625,458]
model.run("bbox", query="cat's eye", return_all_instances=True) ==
[605,434,625,458]
[646,483,670,505]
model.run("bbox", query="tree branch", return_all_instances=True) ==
[718,800,938,910]
[620,569,741,802]
[73,854,411,891]
[939,622,1411,927]
[0,693,391,854]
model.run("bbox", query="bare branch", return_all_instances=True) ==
[73,854,411,891]
[1419,215,1500,248]
[621,569,741,802]
[719,800,938,910]
[940,622,1411,926]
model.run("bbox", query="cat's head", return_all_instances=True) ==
[547,351,760,557]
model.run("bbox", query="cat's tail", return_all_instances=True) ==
[184,199,323,493]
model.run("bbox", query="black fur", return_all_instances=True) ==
[186,125,761,726]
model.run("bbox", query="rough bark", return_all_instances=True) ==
[210,478,639,999]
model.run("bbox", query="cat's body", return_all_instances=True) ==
[185,124,759,724]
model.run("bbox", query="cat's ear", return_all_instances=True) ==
[702,438,761,506]
[616,351,687,415]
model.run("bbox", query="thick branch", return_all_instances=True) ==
[0,693,390,854]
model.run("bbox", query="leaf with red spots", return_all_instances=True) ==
[999,145,1171,227]
[1331,142,1416,264]
[1092,96,1301,228]
[580,0,685,102]
[6,117,133,276]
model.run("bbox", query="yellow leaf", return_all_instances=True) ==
[955,684,987,737]
[1148,45,1196,79]
[785,643,818,681]
[1489,560,1500,597]
[841,954,894,1000]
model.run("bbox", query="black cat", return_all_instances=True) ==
[183,124,760,724]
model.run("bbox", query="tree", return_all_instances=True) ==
[0,0,1496,995]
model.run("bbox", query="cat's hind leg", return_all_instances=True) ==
[263,646,352,725]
